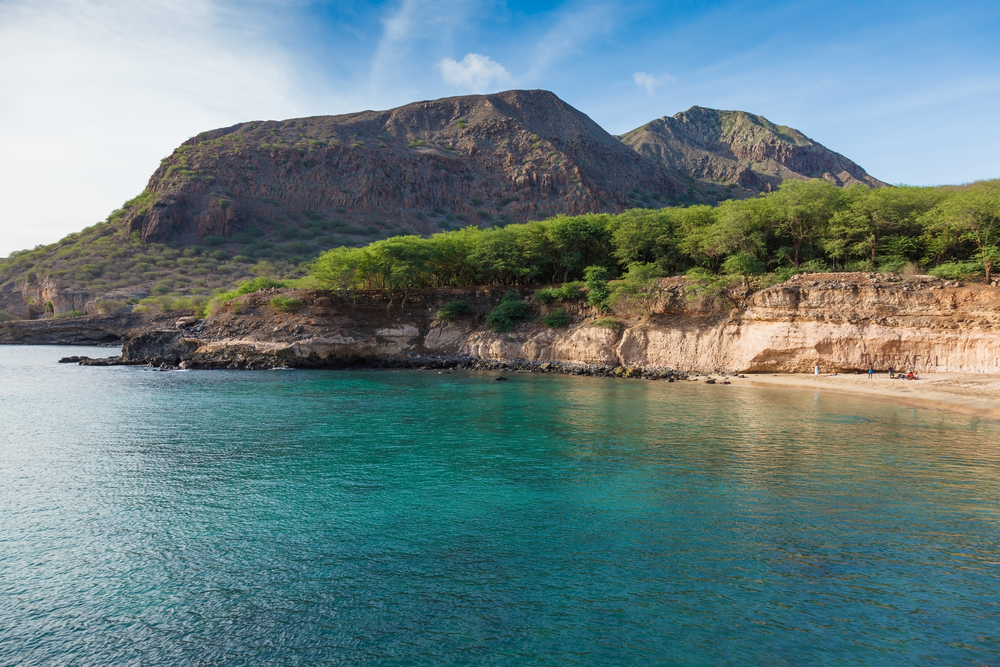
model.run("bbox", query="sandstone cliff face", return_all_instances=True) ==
[620,107,886,191]
[117,274,1000,374]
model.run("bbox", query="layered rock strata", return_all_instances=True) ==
[95,273,1000,374]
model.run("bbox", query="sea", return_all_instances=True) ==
[1,345,999,666]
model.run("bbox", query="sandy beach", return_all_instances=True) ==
[719,372,1000,420]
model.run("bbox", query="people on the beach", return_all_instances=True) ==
[868,366,874,379]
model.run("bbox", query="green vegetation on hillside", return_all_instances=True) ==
[4,178,998,320]
[0,207,392,304]
[310,179,1000,302]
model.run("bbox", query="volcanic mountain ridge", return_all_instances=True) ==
[124,89,881,246]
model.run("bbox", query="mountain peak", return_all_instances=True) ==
[106,91,880,250]
[625,105,883,189]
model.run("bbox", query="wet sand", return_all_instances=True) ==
[720,372,1000,420]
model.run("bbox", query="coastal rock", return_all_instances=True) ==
[70,274,1000,375]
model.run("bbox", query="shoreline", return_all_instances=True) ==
[50,340,1000,420]
[726,372,1000,420]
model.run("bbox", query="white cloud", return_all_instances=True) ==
[438,53,512,93]
[0,0,320,257]
[633,71,676,95]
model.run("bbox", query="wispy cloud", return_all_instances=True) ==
[438,53,512,93]
[370,0,474,102]
[0,0,315,256]
[524,1,616,80]
[633,71,675,95]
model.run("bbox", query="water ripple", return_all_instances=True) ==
[1,346,999,665]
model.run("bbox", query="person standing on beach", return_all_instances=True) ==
[868,366,874,379]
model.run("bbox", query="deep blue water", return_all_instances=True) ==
[1,345,999,665]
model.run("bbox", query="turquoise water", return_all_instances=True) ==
[1,346,999,665]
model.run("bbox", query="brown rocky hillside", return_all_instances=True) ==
[620,106,886,193]
[0,90,886,319]
[126,90,687,245]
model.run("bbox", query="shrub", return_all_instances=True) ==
[486,291,527,332]
[592,317,623,331]
[534,281,585,304]
[534,287,559,305]
[224,277,286,299]
[0,310,17,322]
[541,308,571,328]
[95,299,126,314]
[584,266,612,312]
[269,296,302,312]
[53,310,86,319]
[436,300,473,322]
[202,235,227,246]
[929,261,983,280]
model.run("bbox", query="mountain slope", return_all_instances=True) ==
[620,106,885,192]
[126,90,686,245]
[0,90,886,319]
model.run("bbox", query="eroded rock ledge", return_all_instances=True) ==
[44,272,998,375]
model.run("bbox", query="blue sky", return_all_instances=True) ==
[1,0,998,256]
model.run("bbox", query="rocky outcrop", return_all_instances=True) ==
[0,277,96,319]
[0,313,129,345]
[104,274,1000,374]
[620,106,886,192]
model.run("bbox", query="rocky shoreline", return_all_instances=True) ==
[61,350,688,381]
[9,272,1000,376]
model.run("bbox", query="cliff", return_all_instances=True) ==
[102,273,1000,374]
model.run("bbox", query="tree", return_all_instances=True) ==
[363,236,437,311]
[768,179,849,267]
[609,262,664,315]
[544,214,613,282]
[722,252,764,290]
[311,246,365,308]
[826,186,941,267]
[699,197,775,260]
[610,208,688,275]
[924,182,1000,281]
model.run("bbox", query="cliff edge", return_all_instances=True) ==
[93,273,1000,374]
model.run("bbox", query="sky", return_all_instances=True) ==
[1,0,998,257]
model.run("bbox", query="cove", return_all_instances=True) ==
[1,345,999,665]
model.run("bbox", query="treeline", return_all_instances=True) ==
[310,178,1000,298]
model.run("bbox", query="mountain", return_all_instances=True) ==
[125,90,686,246]
[0,90,884,319]
[620,106,885,192]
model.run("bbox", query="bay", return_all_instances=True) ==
[1,345,999,665]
